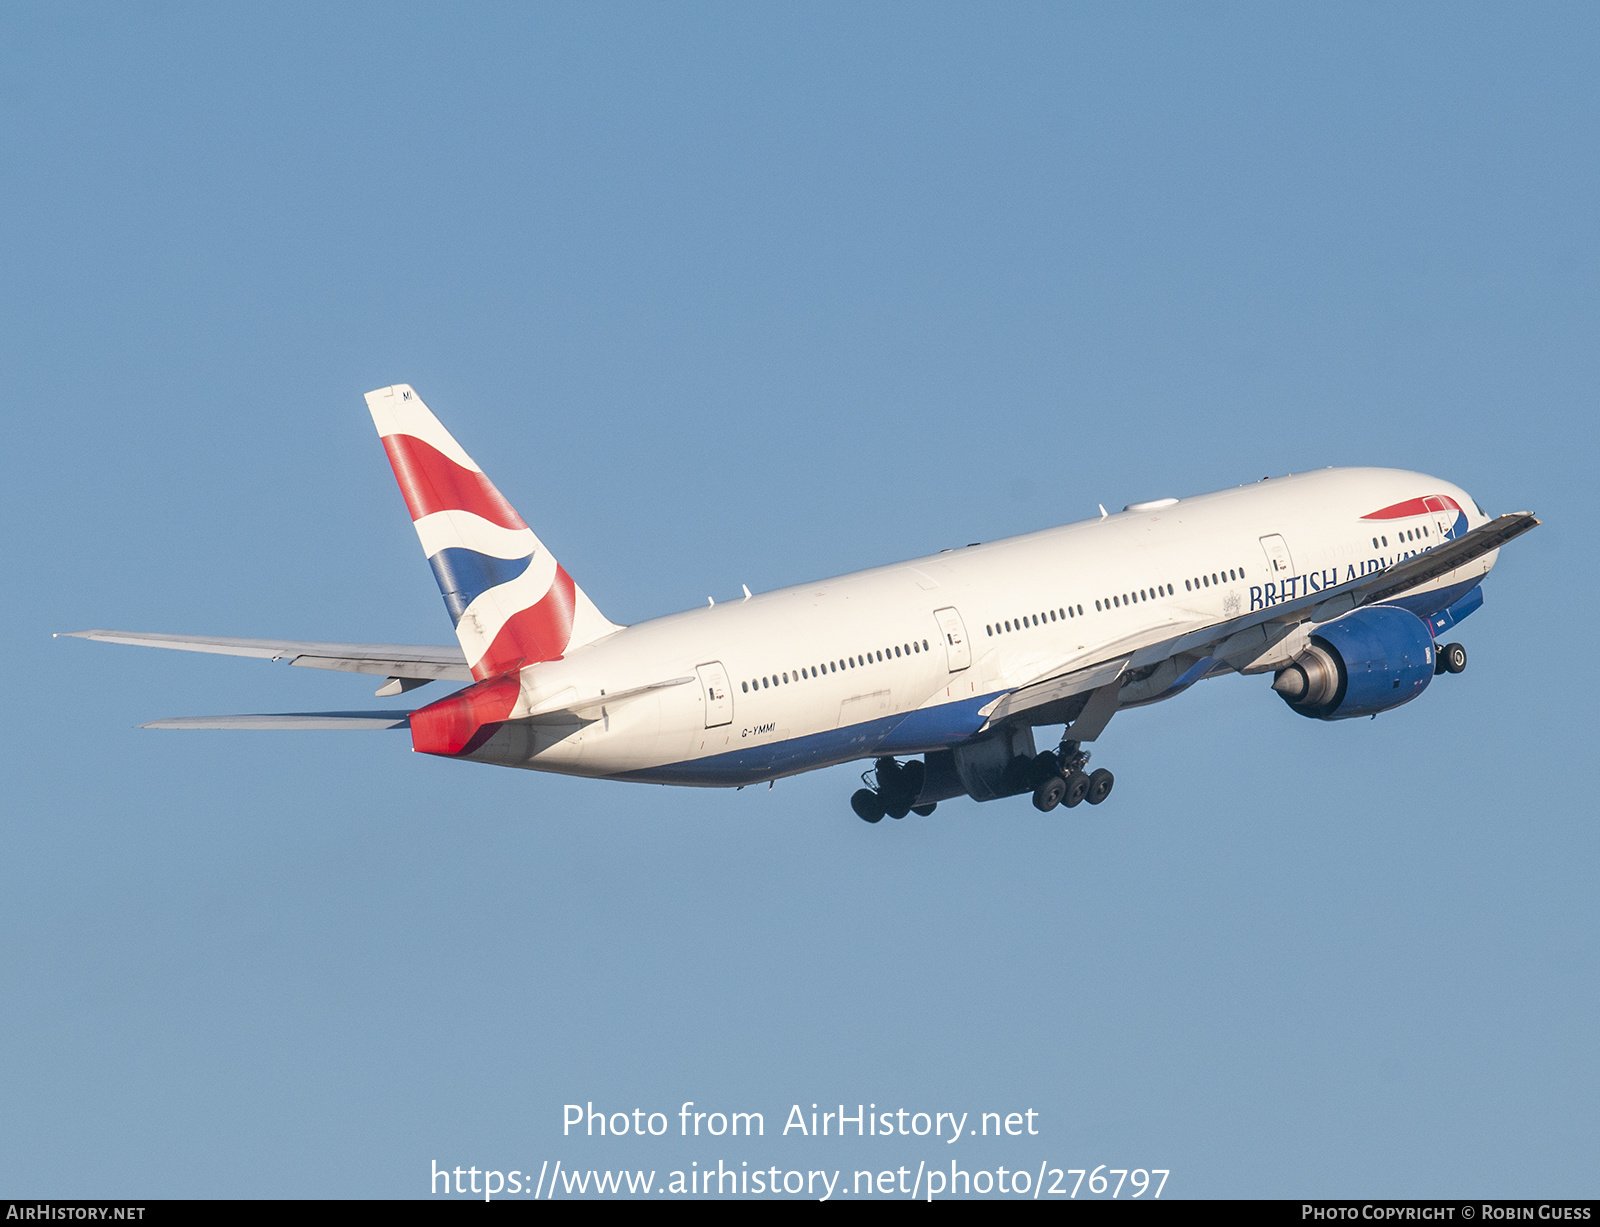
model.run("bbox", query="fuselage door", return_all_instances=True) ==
[933,607,971,672]
[1425,496,1462,541]
[696,661,733,728]
[1258,534,1296,581]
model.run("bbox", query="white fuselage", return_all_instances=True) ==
[493,467,1493,786]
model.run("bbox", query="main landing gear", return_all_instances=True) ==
[1434,641,1467,676]
[850,743,1116,823]
[851,757,937,824]
[1030,740,1113,813]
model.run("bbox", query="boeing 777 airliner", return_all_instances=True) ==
[62,385,1538,821]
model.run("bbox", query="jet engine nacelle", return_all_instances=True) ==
[1271,605,1435,720]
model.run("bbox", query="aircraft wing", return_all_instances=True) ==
[56,630,471,682]
[985,511,1540,729]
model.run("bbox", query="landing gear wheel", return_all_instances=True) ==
[911,803,937,817]
[898,758,926,800]
[851,789,885,823]
[1062,770,1090,808]
[885,797,912,820]
[1086,768,1115,805]
[1443,642,1467,674]
[1032,774,1067,812]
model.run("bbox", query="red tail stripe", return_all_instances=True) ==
[1362,495,1460,520]
[380,434,527,530]
[471,565,577,680]
[409,674,521,757]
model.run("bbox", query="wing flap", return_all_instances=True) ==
[982,656,1130,724]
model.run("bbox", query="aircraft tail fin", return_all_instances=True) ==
[364,384,620,680]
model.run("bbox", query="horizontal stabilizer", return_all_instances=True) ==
[141,711,413,730]
[57,630,470,682]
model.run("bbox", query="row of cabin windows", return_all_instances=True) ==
[741,639,933,693]
[985,569,1249,627]
[1184,569,1243,592]
[986,606,1086,636]
[1373,526,1428,550]
[1096,583,1175,612]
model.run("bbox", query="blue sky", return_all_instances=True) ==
[2,3,1595,1198]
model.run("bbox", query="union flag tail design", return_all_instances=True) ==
[365,384,619,681]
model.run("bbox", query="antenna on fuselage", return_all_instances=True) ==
[1099,504,1108,519]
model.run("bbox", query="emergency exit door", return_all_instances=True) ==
[696,662,733,728]
[1259,534,1296,579]
[933,607,971,672]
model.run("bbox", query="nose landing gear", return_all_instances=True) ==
[1434,641,1467,675]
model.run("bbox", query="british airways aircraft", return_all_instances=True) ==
[62,385,1538,822]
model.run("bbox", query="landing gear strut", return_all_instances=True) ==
[852,757,936,823]
[1031,740,1113,812]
